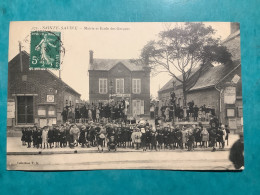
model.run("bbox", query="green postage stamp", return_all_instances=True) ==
[30,31,61,69]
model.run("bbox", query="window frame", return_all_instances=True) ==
[99,78,107,94]
[116,78,124,94]
[132,78,141,94]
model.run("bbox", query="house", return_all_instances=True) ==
[88,50,151,117]
[7,51,81,128]
[158,23,242,131]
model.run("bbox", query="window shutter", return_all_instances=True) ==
[99,79,102,93]
[132,79,135,93]
[121,79,124,93]
[141,100,144,114]
[104,79,107,93]
[138,79,141,93]
[116,79,119,93]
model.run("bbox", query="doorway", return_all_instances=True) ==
[17,96,34,124]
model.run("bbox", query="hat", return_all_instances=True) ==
[99,133,105,139]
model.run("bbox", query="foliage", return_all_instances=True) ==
[135,22,232,106]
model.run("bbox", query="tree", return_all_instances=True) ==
[135,23,231,107]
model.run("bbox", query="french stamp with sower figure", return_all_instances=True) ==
[30,31,61,69]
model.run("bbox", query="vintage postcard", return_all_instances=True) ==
[6,21,243,171]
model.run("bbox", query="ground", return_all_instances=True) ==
[7,150,236,171]
[7,134,240,171]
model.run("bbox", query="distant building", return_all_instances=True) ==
[158,23,242,131]
[88,50,151,117]
[7,51,81,128]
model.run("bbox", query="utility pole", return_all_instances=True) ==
[19,41,23,72]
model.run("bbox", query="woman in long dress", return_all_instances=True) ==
[35,34,56,66]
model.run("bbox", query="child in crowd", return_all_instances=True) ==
[107,136,117,151]
[42,126,49,149]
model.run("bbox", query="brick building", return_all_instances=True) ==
[158,23,242,131]
[7,51,81,128]
[88,50,151,117]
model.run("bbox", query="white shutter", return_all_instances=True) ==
[141,100,144,114]
[121,79,124,93]
[137,79,141,93]
[132,79,135,93]
[104,79,107,93]
[99,79,102,93]
[116,79,120,93]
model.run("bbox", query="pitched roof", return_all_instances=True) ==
[158,76,181,93]
[189,60,241,91]
[9,51,81,97]
[89,58,145,71]
[189,65,228,91]
[158,66,201,93]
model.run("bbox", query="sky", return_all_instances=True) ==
[9,21,231,100]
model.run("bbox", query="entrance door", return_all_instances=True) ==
[132,100,144,117]
[17,96,34,124]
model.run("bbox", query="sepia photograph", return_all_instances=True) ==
[6,21,243,171]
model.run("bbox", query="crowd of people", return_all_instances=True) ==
[160,100,216,122]
[61,100,129,124]
[21,117,230,152]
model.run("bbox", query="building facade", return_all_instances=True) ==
[7,51,81,128]
[157,23,242,131]
[88,51,150,117]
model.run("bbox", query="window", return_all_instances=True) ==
[227,108,236,117]
[116,78,124,93]
[132,79,141,94]
[99,78,107,94]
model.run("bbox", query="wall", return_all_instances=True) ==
[89,62,150,115]
[8,52,81,126]
[187,87,219,113]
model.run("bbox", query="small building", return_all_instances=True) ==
[158,23,242,131]
[7,51,81,128]
[88,50,151,117]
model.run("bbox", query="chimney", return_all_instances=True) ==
[230,22,240,34]
[89,50,94,64]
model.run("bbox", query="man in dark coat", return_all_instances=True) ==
[61,108,68,123]
[229,132,244,169]
[193,105,199,121]
[26,127,33,148]
[32,126,38,148]
[59,125,66,148]
[209,127,217,152]
[79,125,87,148]
[48,126,54,148]
[36,127,42,149]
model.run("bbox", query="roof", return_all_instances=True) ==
[189,60,241,91]
[9,51,81,97]
[189,65,228,91]
[89,58,145,71]
[158,76,181,93]
[158,66,201,93]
